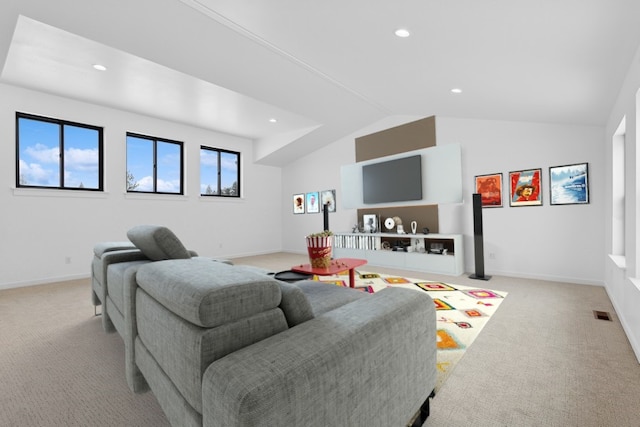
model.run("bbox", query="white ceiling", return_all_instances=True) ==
[1,0,640,166]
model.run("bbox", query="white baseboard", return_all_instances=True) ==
[0,273,91,291]
[465,266,604,286]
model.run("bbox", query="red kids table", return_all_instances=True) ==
[291,258,367,288]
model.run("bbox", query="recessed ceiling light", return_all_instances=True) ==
[269,118,277,123]
[93,64,107,71]
[451,88,462,94]
[395,28,410,38]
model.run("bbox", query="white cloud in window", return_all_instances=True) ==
[19,159,55,185]
[25,143,59,163]
[65,147,98,171]
[221,155,237,172]
[136,176,154,192]
[135,176,179,193]
[200,150,217,166]
[157,178,180,193]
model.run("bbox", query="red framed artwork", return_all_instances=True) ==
[475,173,503,207]
[509,168,542,206]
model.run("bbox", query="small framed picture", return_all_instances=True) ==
[320,189,336,212]
[509,168,542,207]
[363,214,378,233]
[549,163,589,205]
[306,191,320,213]
[293,193,305,214]
[475,173,503,207]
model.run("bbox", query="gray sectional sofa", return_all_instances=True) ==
[91,225,229,333]
[92,225,437,427]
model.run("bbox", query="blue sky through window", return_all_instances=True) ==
[156,142,181,193]
[220,151,238,191]
[126,135,181,193]
[63,126,100,188]
[126,136,154,191]
[200,149,218,194]
[200,147,239,195]
[18,116,100,189]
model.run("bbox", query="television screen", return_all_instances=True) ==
[362,155,423,204]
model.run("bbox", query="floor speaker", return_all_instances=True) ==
[323,203,330,231]
[469,193,491,280]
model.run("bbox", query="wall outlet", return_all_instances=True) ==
[65,256,72,264]
[488,253,496,260]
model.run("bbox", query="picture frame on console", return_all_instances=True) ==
[549,163,589,205]
[306,191,320,213]
[293,193,305,214]
[363,214,378,233]
[509,168,543,207]
[475,173,503,208]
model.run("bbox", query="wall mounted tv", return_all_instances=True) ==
[362,154,423,204]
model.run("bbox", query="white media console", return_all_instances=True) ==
[333,232,464,276]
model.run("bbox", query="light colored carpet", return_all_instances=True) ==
[311,270,507,391]
[234,253,640,427]
[2,252,640,426]
[0,279,170,427]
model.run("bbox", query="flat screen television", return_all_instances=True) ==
[362,154,423,204]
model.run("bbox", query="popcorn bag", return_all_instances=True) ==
[306,235,333,268]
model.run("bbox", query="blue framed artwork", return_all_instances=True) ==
[306,191,320,213]
[549,163,589,205]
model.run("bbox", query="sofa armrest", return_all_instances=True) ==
[202,287,437,427]
[122,264,150,394]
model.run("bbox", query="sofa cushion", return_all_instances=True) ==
[93,241,136,257]
[127,225,191,261]
[296,280,369,316]
[135,259,282,328]
[106,259,152,314]
[92,249,148,288]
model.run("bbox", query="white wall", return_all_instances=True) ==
[437,117,605,285]
[0,83,283,289]
[283,114,605,285]
[1,81,609,292]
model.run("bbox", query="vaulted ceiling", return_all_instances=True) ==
[2,0,640,166]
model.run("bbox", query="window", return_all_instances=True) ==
[126,133,183,194]
[16,112,103,190]
[200,146,240,197]
[611,116,626,257]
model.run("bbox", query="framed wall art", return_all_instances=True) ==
[475,173,503,207]
[306,191,320,213]
[293,193,305,214]
[509,168,542,207]
[549,163,589,205]
[320,189,336,212]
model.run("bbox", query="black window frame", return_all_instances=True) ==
[16,112,104,191]
[126,132,184,195]
[200,146,241,198]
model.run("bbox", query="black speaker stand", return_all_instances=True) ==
[469,193,491,281]
[469,273,492,281]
